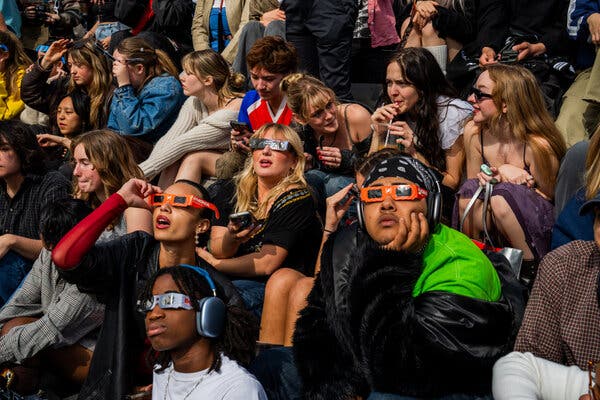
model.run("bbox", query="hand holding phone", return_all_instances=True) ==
[228,211,257,232]
[229,121,254,134]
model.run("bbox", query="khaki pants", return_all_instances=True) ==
[556,48,600,146]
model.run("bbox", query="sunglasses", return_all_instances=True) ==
[137,292,197,313]
[0,44,8,52]
[249,138,291,152]
[148,193,220,219]
[470,87,493,102]
[360,184,428,203]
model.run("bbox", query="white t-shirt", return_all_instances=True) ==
[152,354,267,400]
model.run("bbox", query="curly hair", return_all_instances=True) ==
[0,120,46,175]
[140,266,259,373]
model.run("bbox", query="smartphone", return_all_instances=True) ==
[229,211,256,230]
[229,121,254,133]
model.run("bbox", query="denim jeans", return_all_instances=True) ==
[95,21,130,41]
[0,251,32,307]
[232,279,266,319]
[305,169,357,220]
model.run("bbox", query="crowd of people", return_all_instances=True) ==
[0,0,598,399]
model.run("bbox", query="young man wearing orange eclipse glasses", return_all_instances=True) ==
[293,155,523,400]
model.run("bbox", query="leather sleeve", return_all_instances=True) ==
[293,234,367,400]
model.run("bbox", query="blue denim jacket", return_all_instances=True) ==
[108,74,185,143]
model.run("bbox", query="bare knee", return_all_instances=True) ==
[490,196,514,220]
[288,277,314,310]
[265,268,304,298]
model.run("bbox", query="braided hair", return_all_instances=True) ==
[140,266,259,373]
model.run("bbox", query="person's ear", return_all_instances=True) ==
[134,63,145,76]
[501,102,508,114]
[203,75,214,86]
[196,219,210,235]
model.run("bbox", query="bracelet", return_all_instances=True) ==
[323,228,336,234]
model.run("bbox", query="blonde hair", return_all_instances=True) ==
[117,37,178,90]
[181,50,245,107]
[0,31,31,97]
[71,129,143,208]
[67,39,112,128]
[281,73,337,123]
[485,64,567,188]
[585,125,600,200]
[234,123,307,220]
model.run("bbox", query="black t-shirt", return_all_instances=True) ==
[212,183,322,277]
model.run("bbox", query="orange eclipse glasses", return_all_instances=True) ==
[148,193,220,219]
[360,184,428,203]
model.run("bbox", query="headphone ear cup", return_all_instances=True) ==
[429,191,441,227]
[356,199,365,230]
[195,297,226,338]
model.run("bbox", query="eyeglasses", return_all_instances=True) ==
[137,292,197,313]
[148,193,220,219]
[310,100,336,120]
[360,184,428,203]
[470,87,493,103]
[249,138,291,152]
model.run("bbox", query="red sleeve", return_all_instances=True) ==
[52,193,128,270]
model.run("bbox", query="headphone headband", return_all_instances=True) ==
[179,264,218,296]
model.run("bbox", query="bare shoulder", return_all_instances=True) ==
[225,97,243,111]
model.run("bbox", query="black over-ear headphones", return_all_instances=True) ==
[179,264,226,338]
[356,156,442,230]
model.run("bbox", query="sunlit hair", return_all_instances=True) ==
[484,64,567,188]
[246,36,298,75]
[234,123,306,220]
[67,39,112,128]
[71,129,143,208]
[383,48,456,172]
[0,31,31,98]
[281,73,337,123]
[585,124,600,200]
[140,266,258,373]
[181,50,245,107]
[117,37,178,90]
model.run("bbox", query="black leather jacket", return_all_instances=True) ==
[59,232,241,400]
[293,225,526,399]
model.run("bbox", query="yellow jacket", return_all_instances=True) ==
[0,67,26,120]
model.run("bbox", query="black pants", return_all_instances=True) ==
[287,32,354,101]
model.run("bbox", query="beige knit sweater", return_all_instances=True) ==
[139,96,239,179]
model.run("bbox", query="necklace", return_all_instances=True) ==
[163,368,211,400]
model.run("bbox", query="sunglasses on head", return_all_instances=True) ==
[148,193,220,219]
[249,138,291,152]
[470,87,493,102]
[136,292,198,313]
[360,184,428,203]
